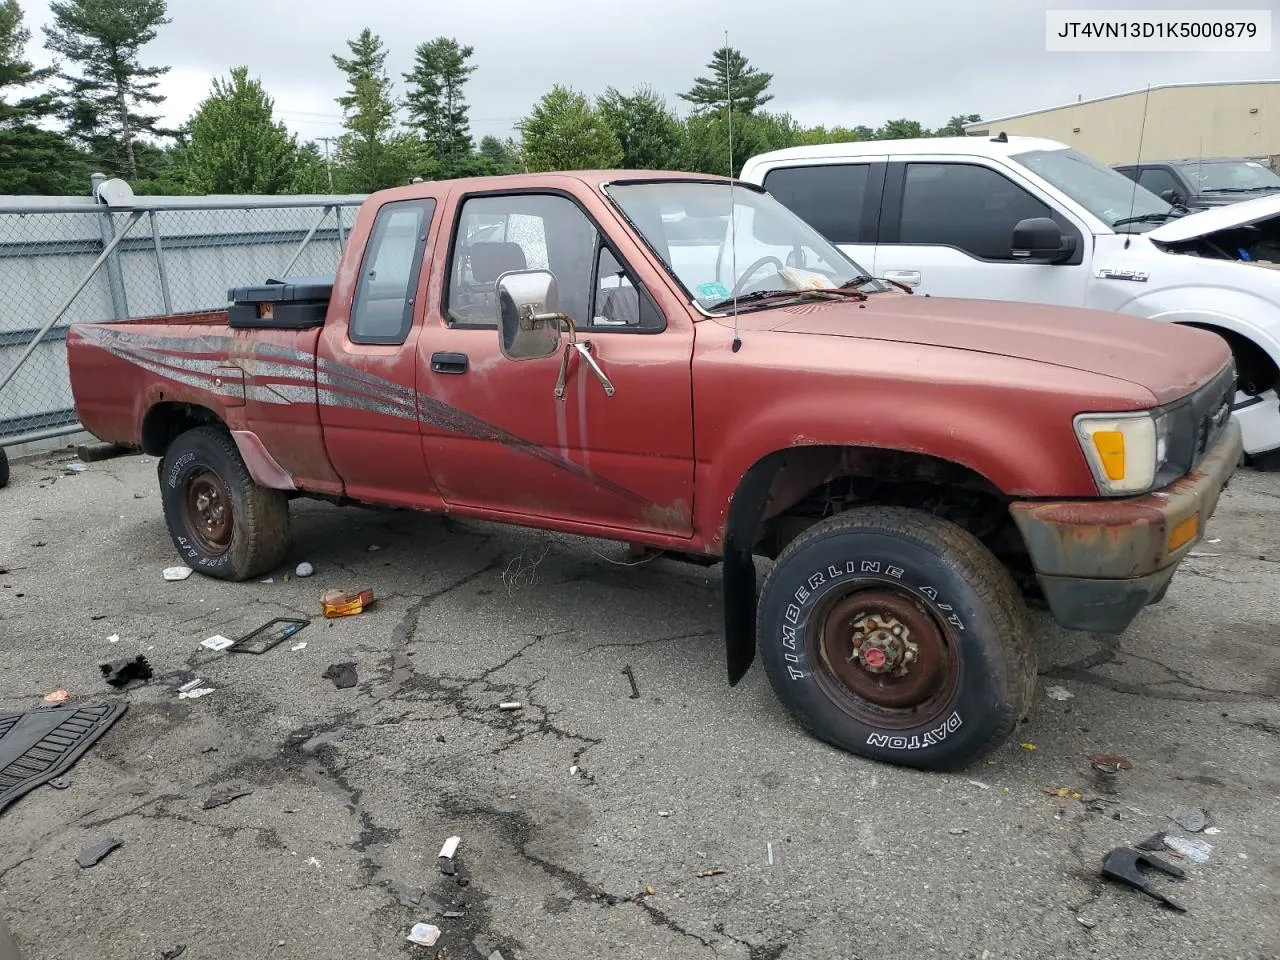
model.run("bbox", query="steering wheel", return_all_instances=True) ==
[729,255,785,297]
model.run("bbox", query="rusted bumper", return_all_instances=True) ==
[1008,418,1243,634]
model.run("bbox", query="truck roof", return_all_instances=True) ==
[742,135,1071,170]
[372,168,736,203]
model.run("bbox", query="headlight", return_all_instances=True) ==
[1074,410,1171,496]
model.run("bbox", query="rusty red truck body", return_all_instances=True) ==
[66,170,1242,770]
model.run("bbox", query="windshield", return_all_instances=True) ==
[1178,159,1280,193]
[1012,146,1176,233]
[604,180,885,312]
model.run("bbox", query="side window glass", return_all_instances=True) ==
[1137,167,1180,198]
[899,163,1054,260]
[762,164,869,243]
[349,198,435,345]
[447,194,597,327]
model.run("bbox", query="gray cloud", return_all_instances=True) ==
[16,0,1274,146]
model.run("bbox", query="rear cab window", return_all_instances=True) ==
[349,198,436,345]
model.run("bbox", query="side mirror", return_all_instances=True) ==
[496,269,563,361]
[1011,217,1076,265]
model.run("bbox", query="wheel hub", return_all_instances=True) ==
[848,614,919,676]
[813,588,955,713]
[184,470,233,556]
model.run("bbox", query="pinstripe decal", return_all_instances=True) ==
[71,324,653,507]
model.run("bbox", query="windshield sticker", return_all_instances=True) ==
[697,281,730,299]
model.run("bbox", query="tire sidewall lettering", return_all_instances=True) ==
[162,442,233,574]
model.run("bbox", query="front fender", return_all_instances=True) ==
[1115,285,1280,365]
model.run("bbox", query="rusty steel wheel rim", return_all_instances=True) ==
[183,469,232,556]
[805,585,960,728]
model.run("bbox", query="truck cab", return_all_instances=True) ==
[740,135,1280,463]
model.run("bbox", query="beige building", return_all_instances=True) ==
[964,80,1280,167]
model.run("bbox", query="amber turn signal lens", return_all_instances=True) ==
[1168,513,1199,553]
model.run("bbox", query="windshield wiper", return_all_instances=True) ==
[705,286,867,312]
[1112,211,1183,228]
[840,275,913,295]
[1205,186,1279,193]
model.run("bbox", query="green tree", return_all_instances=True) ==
[679,110,798,177]
[519,85,622,172]
[934,113,981,136]
[679,46,773,115]
[287,141,333,193]
[597,85,682,169]
[403,36,475,175]
[874,118,929,140]
[184,67,301,194]
[0,0,85,193]
[43,0,172,180]
[332,27,410,191]
[794,124,870,147]
[477,134,520,174]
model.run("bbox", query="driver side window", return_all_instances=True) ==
[589,243,663,331]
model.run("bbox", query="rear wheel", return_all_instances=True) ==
[756,506,1036,771]
[159,426,289,580]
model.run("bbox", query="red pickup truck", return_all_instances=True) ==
[67,170,1242,770]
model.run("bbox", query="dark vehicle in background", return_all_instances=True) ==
[1113,157,1280,211]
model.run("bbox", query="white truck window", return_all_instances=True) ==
[761,164,871,244]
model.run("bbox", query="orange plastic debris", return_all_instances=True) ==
[321,588,375,619]
[43,689,70,704]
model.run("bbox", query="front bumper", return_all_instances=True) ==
[1008,418,1243,634]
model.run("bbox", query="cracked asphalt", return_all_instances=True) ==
[1,447,1278,960]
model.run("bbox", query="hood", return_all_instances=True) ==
[1147,191,1280,243]
[767,294,1229,404]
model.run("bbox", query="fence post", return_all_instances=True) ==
[91,172,129,320]
[148,210,173,314]
[334,204,347,252]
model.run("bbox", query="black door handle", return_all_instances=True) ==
[431,351,468,374]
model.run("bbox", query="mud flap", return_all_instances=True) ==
[0,702,127,813]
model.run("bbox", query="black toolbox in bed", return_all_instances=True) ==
[227,275,334,329]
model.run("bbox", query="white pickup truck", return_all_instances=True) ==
[740,135,1280,463]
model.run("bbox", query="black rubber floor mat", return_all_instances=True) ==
[0,701,127,814]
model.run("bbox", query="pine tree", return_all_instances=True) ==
[403,36,475,175]
[43,0,172,180]
[0,0,85,193]
[597,85,682,169]
[185,67,302,194]
[331,27,409,191]
[679,47,773,115]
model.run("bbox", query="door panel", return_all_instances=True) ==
[417,188,695,536]
[317,196,445,509]
[874,159,1090,307]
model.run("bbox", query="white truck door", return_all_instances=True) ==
[872,158,1092,306]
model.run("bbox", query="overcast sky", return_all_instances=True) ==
[14,0,1277,147]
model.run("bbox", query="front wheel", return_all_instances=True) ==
[756,506,1036,771]
[159,426,289,581]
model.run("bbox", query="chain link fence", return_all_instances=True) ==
[0,178,367,456]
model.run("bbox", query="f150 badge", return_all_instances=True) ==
[1097,267,1149,282]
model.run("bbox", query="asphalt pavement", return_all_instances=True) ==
[1,447,1278,960]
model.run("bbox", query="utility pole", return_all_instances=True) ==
[317,136,337,192]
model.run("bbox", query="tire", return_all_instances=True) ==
[0,447,8,489]
[756,506,1036,771]
[159,425,289,581]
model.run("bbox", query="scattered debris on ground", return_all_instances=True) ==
[162,566,193,581]
[622,664,640,699]
[438,835,460,876]
[1076,915,1097,929]
[48,777,69,790]
[405,923,440,947]
[177,687,214,700]
[695,868,726,877]
[202,787,253,810]
[967,780,990,790]
[99,654,152,688]
[42,689,69,704]
[0,702,128,813]
[322,662,358,689]
[1169,806,1209,832]
[295,562,314,578]
[75,837,122,868]
[442,911,463,919]
[1101,847,1187,912]
[1045,685,1074,701]
[228,618,308,654]
[107,633,119,644]
[1164,835,1213,863]
[1020,742,1037,751]
[321,588,375,618]
[1136,833,1168,851]
[291,642,307,652]
[200,635,233,652]
[160,946,187,959]
[498,701,522,711]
